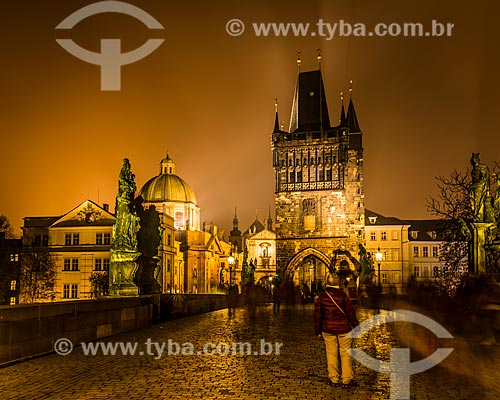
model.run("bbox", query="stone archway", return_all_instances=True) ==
[282,248,333,298]
[284,247,332,277]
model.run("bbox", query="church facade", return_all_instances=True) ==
[139,154,231,294]
[272,57,365,289]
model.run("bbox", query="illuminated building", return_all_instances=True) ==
[271,53,364,290]
[0,233,21,305]
[139,154,231,293]
[22,200,116,300]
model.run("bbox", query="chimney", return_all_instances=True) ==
[103,204,109,212]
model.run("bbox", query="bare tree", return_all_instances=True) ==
[426,165,500,295]
[426,169,472,296]
[0,214,14,238]
[19,243,56,303]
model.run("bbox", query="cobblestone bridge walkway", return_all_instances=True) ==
[1,304,499,399]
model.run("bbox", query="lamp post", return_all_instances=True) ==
[228,255,235,287]
[375,247,383,311]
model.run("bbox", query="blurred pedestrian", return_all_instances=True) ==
[273,282,282,314]
[315,273,360,388]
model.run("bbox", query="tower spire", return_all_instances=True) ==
[273,98,280,133]
[339,92,347,126]
[267,205,273,231]
[232,206,239,230]
[346,79,361,132]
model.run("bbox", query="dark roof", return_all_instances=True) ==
[243,218,265,236]
[406,220,447,241]
[289,70,331,133]
[365,209,408,226]
[23,217,59,228]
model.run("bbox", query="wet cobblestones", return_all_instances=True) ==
[1,304,499,399]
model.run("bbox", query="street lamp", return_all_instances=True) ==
[375,247,383,310]
[228,255,235,287]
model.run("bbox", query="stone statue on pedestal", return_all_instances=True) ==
[466,153,497,274]
[109,158,141,296]
[134,199,163,294]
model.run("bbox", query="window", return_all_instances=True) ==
[10,280,16,291]
[174,212,184,228]
[65,233,79,245]
[423,246,429,258]
[433,266,440,277]
[35,235,42,246]
[42,235,49,246]
[413,265,420,278]
[63,284,70,298]
[370,232,376,241]
[71,259,79,271]
[10,297,16,305]
[71,284,78,299]
[392,230,399,241]
[10,253,18,262]
[96,233,103,245]
[289,171,295,183]
[64,259,71,271]
[104,233,111,245]
[382,273,388,284]
[167,234,172,246]
[381,231,387,241]
[167,259,171,272]
[413,246,419,257]
[95,258,102,271]
[411,231,418,239]
[432,246,439,258]
[103,259,109,271]
[423,266,430,278]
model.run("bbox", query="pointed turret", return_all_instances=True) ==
[229,207,242,253]
[346,80,361,133]
[339,92,347,127]
[273,99,281,133]
[266,206,273,231]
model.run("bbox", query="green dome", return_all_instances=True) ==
[140,174,197,204]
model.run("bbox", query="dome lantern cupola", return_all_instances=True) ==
[161,152,176,175]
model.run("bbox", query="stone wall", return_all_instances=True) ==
[0,294,226,366]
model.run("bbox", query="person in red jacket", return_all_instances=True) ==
[315,273,360,388]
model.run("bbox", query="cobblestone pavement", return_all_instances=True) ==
[1,304,499,400]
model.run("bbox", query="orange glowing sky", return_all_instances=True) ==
[1,0,499,237]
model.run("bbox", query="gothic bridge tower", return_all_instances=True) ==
[271,53,365,288]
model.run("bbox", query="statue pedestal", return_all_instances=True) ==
[109,250,140,296]
[470,223,494,274]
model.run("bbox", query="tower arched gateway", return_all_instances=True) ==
[283,247,361,293]
[272,54,365,290]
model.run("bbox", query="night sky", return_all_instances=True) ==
[1,0,499,237]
